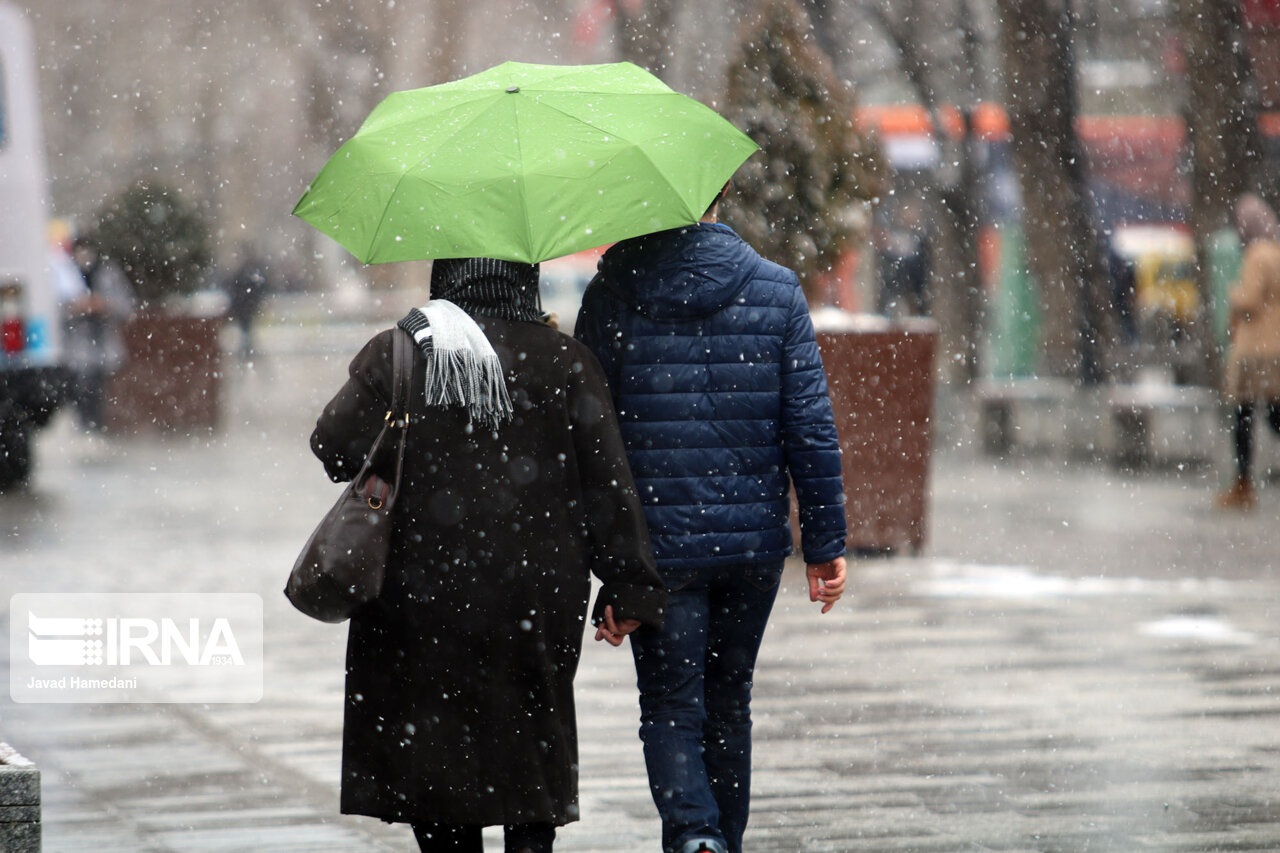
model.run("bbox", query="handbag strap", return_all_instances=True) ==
[389,326,412,425]
[353,329,413,504]
[381,329,414,500]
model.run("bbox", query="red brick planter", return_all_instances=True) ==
[105,313,224,435]
[796,314,938,555]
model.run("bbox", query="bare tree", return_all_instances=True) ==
[996,0,1114,381]
[1177,0,1261,385]
[720,0,884,295]
[803,0,843,69]
[864,0,985,384]
[613,0,679,79]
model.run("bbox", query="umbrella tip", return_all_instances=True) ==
[506,86,519,94]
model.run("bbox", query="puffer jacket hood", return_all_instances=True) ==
[576,224,847,570]
[598,223,758,321]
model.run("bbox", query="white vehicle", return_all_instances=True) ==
[0,2,63,488]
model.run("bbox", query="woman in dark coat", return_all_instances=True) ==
[310,258,666,852]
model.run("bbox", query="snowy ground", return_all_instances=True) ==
[2,318,1278,851]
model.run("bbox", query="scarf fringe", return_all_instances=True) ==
[399,300,514,430]
[423,346,514,429]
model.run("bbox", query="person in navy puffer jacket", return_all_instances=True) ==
[575,186,848,853]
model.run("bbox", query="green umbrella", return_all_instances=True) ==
[293,61,758,265]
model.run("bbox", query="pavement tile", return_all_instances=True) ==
[3,324,1280,850]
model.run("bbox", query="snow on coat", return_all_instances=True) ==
[575,222,846,569]
[310,319,665,827]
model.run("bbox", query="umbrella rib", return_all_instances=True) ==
[530,98,707,220]
[297,64,756,264]
[362,167,421,263]
[353,97,508,178]
[522,94,713,171]
[528,92,674,135]
[510,102,536,262]
[362,100,514,261]
[517,63,675,96]
[355,93,497,140]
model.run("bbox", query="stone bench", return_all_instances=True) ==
[1105,383,1220,469]
[976,378,1230,469]
[976,378,1078,456]
[0,742,40,852]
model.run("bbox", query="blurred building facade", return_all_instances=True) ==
[20,0,1280,307]
[16,1,756,287]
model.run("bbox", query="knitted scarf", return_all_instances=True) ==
[428,257,543,322]
[395,258,541,429]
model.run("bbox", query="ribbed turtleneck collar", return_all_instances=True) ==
[429,258,542,323]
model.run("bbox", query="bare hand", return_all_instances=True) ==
[593,604,642,646]
[806,557,847,614]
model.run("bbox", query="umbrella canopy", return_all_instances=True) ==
[293,61,759,265]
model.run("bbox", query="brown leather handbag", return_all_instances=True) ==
[285,329,413,623]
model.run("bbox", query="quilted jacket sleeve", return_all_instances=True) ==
[779,283,847,564]
[566,345,667,630]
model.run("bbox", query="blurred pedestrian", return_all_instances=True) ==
[1218,193,1280,510]
[64,235,135,432]
[575,185,848,853]
[875,201,929,318]
[1107,240,1138,347]
[48,222,88,309]
[309,258,667,853]
[223,243,271,361]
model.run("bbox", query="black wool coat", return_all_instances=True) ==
[310,318,665,828]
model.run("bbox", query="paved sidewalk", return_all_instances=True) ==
[2,321,1278,852]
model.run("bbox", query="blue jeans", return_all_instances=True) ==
[631,561,784,853]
